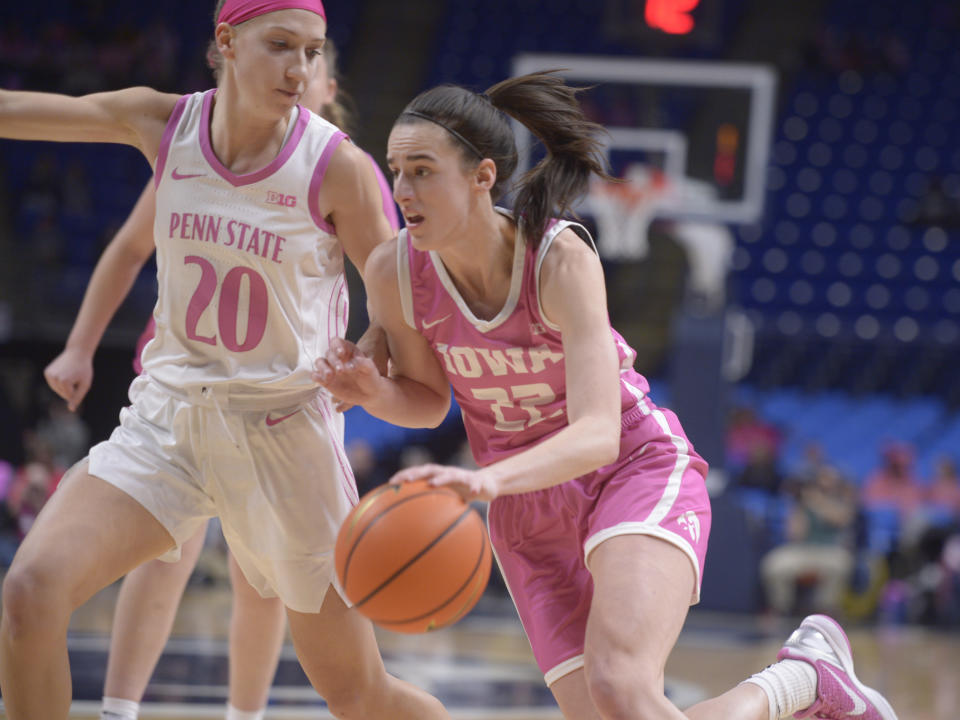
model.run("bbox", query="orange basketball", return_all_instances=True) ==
[335,479,492,633]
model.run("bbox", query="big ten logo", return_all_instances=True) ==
[266,191,297,207]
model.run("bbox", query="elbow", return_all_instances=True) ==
[422,393,451,429]
[597,433,621,467]
[586,421,621,469]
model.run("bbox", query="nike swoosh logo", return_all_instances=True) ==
[422,314,451,330]
[171,167,205,180]
[824,665,868,716]
[266,409,301,427]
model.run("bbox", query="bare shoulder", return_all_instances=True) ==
[539,226,601,283]
[324,138,372,185]
[365,236,400,287]
[112,86,181,116]
[316,138,380,215]
[91,87,181,134]
[0,85,181,156]
[127,88,183,161]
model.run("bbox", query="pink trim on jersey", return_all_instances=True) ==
[307,130,348,234]
[133,317,157,374]
[369,156,400,231]
[315,397,359,505]
[326,273,346,345]
[198,90,310,187]
[217,0,326,25]
[154,95,190,190]
[337,275,349,336]
[403,216,647,468]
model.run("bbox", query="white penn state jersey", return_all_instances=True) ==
[143,90,348,398]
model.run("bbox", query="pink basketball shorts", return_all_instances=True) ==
[487,401,711,685]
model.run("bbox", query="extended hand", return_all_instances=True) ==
[390,463,499,503]
[313,337,382,412]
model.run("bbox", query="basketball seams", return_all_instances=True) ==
[335,480,493,633]
[370,515,489,629]
[338,486,455,586]
[353,505,475,608]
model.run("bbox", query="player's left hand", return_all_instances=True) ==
[313,337,381,412]
[390,463,499,503]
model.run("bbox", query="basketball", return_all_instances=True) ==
[335,479,492,633]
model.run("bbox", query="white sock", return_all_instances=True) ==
[742,659,818,720]
[100,696,140,720]
[225,704,266,720]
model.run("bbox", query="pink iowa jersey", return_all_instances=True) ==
[397,211,646,466]
[398,210,711,684]
[141,90,349,398]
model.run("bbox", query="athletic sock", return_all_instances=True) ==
[741,659,818,720]
[225,704,266,720]
[100,696,140,720]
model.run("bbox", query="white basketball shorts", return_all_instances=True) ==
[88,375,358,613]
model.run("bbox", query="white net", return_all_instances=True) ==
[585,164,673,260]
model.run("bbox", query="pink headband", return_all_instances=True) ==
[217,0,326,26]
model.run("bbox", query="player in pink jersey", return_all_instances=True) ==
[315,73,900,720]
[41,38,397,720]
[0,3,448,719]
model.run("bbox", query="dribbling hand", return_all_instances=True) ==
[313,337,381,412]
[44,347,93,412]
[390,463,500,503]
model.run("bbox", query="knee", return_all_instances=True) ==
[321,673,385,720]
[324,691,366,720]
[2,563,69,640]
[585,651,664,720]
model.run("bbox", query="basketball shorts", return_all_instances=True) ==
[487,401,711,686]
[88,375,358,613]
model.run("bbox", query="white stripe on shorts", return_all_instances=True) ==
[544,654,586,687]
[620,376,691,526]
[583,522,702,603]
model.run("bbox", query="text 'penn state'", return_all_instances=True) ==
[167,212,287,264]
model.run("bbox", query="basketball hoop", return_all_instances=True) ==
[586,165,672,260]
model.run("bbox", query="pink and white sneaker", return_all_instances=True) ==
[777,614,898,720]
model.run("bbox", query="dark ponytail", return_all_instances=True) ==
[486,72,611,244]
[396,71,612,244]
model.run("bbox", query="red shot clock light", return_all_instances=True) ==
[645,0,702,35]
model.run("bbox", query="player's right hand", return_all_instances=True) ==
[44,347,93,412]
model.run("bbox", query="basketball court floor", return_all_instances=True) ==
[0,564,955,720]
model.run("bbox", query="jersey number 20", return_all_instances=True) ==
[184,255,268,352]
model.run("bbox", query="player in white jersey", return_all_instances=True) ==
[41,38,392,720]
[0,3,448,719]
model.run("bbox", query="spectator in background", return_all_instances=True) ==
[736,443,784,494]
[30,392,90,470]
[8,461,55,539]
[861,442,924,519]
[790,442,829,488]
[926,456,960,519]
[725,405,781,473]
[761,466,857,616]
[0,461,18,567]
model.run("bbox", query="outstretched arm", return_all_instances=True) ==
[44,181,157,410]
[0,87,178,164]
